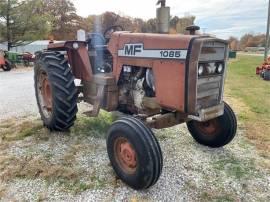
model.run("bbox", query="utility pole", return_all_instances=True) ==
[6,0,11,51]
[265,0,270,62]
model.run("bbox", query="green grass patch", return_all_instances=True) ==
[71,111,117,139]
[226,55,270,153]
[226,55,268,119]
[58,175,107,194]
[200,192,235,202]
[0,119,43,141]
[212,154,257,180]
[0,153,110,194]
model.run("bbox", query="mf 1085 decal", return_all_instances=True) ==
[118,43,188,60]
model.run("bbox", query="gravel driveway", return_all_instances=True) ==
[0,69,38,120]
[0,69,269,201]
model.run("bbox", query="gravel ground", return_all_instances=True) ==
[0,122,269,202]
[0,68,38,120]
[0,69,269,201]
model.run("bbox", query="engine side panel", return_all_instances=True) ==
[108,32,196,112]
[153,60,185,110]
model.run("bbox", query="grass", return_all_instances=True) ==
[0,152,110,194]
[0,114,116,195]
[225,55,270,155]
[200,192,235,202]
[71,111,117,139]
[212,154,257,180]
[0,118,43,141]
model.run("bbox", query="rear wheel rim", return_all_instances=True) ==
[195,119,221,136]
[114,137,137,175]
[37,70,52,119]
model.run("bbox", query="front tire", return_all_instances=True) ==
[264,70,270,81]
[107,117,163,190]
[187,102,237,148]
[34,51,78,131]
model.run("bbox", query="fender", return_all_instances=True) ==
[48,41,93,81]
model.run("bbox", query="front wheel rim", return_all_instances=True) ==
[114,137,137,175]
[195,119,221,136]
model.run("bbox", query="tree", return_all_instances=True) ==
[133,18,145,32]
[142,18,158,33]
[170,16,180,29]
[41,0,83,40]
[101,12,119,32]
[175,16,196,34]
[239,34,266,50]
[0,0,50,50]
[228,36,239,51]
[82,15,97,32]
[116,15,133,31]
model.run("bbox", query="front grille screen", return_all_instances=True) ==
[196,76,222,111]
[196,40,227,111]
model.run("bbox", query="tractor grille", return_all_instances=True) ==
[196,76,223,111]
[195,40,227,111]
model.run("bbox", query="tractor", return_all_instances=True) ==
[256,56,270,81]
[22,52,35,67]
[0,50,12,71]
[34,1,237,190]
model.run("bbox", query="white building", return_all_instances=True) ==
[0,40,64,54]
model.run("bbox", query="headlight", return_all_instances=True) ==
[216,63,223,73]
[73,42,79,49]
[198,65,204,76]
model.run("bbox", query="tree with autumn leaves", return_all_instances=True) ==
[0,0,196,48]
[0,0,83,50]
[0,0,265,51]
[0,0,51,50]
[228,34,266,51]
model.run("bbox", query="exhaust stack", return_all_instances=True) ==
[156,0,170,33]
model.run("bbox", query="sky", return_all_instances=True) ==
[72,0,268,39]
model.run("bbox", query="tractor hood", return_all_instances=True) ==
[108,32,196,60]
[108,32,229,117]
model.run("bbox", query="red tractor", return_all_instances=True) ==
[0,50,12,71]
[22,52,35,67]
[256,56,270,80]
[34,1,237,190]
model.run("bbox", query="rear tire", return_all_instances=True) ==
[2,61,11,71]
[264,70,270,81]
[34,51,78,131]
[107,117,163,190]
[186,102,237,148]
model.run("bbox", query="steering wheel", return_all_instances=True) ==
[103,25,124,41]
